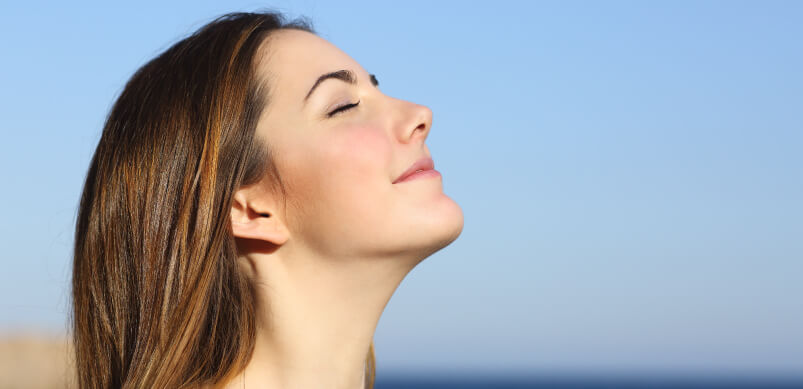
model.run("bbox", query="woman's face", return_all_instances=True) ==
[252,29,463,261]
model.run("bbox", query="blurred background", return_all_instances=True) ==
[1,0,801,388]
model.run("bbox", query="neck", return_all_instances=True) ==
[228,240,420,389]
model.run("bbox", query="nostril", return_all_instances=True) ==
[413,122,428,137]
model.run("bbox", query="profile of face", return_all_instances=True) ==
[233,29,463,265]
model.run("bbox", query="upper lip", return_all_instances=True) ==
[393,157,435,184]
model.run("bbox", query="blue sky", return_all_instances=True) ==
[1,0,801,378]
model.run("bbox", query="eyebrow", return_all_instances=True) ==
[303,69,379,103]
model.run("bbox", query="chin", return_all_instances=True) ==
[367,196,463,262]
[436,203,465,250]
[409,199,465,259]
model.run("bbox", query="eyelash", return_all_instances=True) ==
[327,100,360,117]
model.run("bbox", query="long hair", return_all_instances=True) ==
[71,11,376,388]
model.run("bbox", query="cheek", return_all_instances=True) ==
[322,124,390,184]
[313,125,393,218]
[284,124,392,217]
[289,124,395,253]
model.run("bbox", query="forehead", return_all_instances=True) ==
[257,29,364,101]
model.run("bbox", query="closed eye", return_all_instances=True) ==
[327,100,360,117]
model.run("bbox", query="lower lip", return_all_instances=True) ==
[394,169,441,184]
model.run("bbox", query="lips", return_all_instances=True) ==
[393,157,435,184]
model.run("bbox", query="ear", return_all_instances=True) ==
[230,188,289,246]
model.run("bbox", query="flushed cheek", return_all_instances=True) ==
[316,126,395,227]
[319,124,391,188]
[298,125,395,254]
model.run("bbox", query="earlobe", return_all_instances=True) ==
[231,214,289,245]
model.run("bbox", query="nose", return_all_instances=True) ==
[395,100,433,144]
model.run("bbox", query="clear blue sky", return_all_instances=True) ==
[1,0,801,378]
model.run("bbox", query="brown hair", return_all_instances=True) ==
[71,11,375,388]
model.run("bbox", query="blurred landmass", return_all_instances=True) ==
[0,333,75,389]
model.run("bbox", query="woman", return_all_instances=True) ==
[71,10,464,389]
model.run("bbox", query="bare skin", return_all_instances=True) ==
[226,29,464,389]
